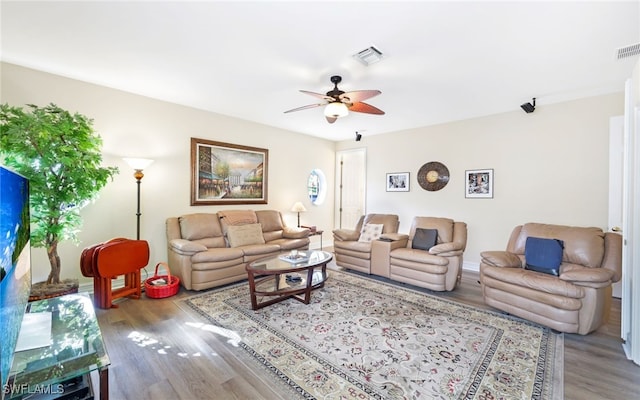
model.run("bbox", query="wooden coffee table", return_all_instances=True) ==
[246,250,333,310]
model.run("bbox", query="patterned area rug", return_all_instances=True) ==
[182,270,563,399]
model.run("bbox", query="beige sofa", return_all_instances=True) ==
[166,210,310,291]
[333,214,468,292]
[389,217,467,291]
[332,214,400,274]
[480,223,622,334]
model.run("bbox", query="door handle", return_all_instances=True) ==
[612,226,622,232]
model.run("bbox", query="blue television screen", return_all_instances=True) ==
[0,165,31,391]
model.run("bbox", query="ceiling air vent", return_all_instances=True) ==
[353,46,384,66]
[617,43,640,60]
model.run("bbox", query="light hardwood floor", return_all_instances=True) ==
[96,265,640,400]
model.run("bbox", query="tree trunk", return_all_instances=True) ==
[46,240,61,284]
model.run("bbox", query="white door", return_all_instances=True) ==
[335,148,366,229]
[620,76,639,365]
[609,115,624,298]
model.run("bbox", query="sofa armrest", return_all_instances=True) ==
[333,229,360,242]
[380,233,409,242]
[602,232,622,282]
[560,268,615,288]
[283,227,310,239]
[480,251,522,268]
[169,239,207,255]
[430,242,463,256]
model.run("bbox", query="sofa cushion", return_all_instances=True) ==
[358,223,384,242]
[482,264,585,300]
[283,227,309,239]
[267,237,310,251]
[412,217,454,243]
[513,223,604,268]
[191,247,244,263]
[334,240,372,253]
[226,223,266,247]
[363,214,399,234]
[412,228,438,250]
[524,236,564,276]
[179,213,224,240]
[255,210,284,232]
[219,210,258,235]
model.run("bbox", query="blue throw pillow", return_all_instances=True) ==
[412,228,438,251]
[524,236,564,276]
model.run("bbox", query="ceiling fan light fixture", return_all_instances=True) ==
[324,102,349,118]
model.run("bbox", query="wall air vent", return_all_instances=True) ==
[617,43,640,60]
[353,46,384,66]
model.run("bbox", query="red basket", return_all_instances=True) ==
[144,262,180,299]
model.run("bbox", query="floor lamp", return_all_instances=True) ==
[123,158,154,240]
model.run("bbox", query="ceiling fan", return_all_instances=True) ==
[284,75,385,124]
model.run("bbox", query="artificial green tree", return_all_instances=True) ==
[0,103,118,285]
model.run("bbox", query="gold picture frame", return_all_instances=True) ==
[191,138,268,205]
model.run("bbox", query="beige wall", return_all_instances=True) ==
[1,61,625,283]
[337,93,624,270]
[1,62,336,285]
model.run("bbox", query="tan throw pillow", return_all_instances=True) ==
[358,223,384,242]
[226,223,265,247]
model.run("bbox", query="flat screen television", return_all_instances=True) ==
[0,165,32,393]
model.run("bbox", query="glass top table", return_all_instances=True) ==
[6,293,110,400]
[246,250,333,310]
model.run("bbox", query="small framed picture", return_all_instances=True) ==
[386,172,410,192]
[465,169,493,198]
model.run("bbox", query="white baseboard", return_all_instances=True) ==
[462,260,480,273]
[78,264,168,294]
[78,281,93,293]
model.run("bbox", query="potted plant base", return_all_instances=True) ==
[29,279,79,302]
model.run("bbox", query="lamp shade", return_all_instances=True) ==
[123,157,154,171]
[324,102,348,118]
[291,201,307,213]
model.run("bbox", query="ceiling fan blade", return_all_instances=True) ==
[339,90,381,103]
[284,103,324,113]
[325,116,337,124]
[300,90,333,101]
[348,102,385,115]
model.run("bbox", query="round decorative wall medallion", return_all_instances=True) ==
[417,161,450,191]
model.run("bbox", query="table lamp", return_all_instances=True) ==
[290,201,307,227]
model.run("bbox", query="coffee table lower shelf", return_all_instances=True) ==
[248,269,327,310]
[246,251,332,310]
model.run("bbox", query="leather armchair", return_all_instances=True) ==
[332,214,400,274]
[479,223,622,335]
[388,217,467,291]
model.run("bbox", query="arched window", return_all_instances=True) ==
[308,169,327,205]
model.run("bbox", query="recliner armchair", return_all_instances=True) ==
[333,214,400,274]
[479,222,622,335]
[388,217,467,291]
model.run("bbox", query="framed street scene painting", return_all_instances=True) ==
[191,137,268,205]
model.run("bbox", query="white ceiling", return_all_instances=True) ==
[1,1,639,141]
